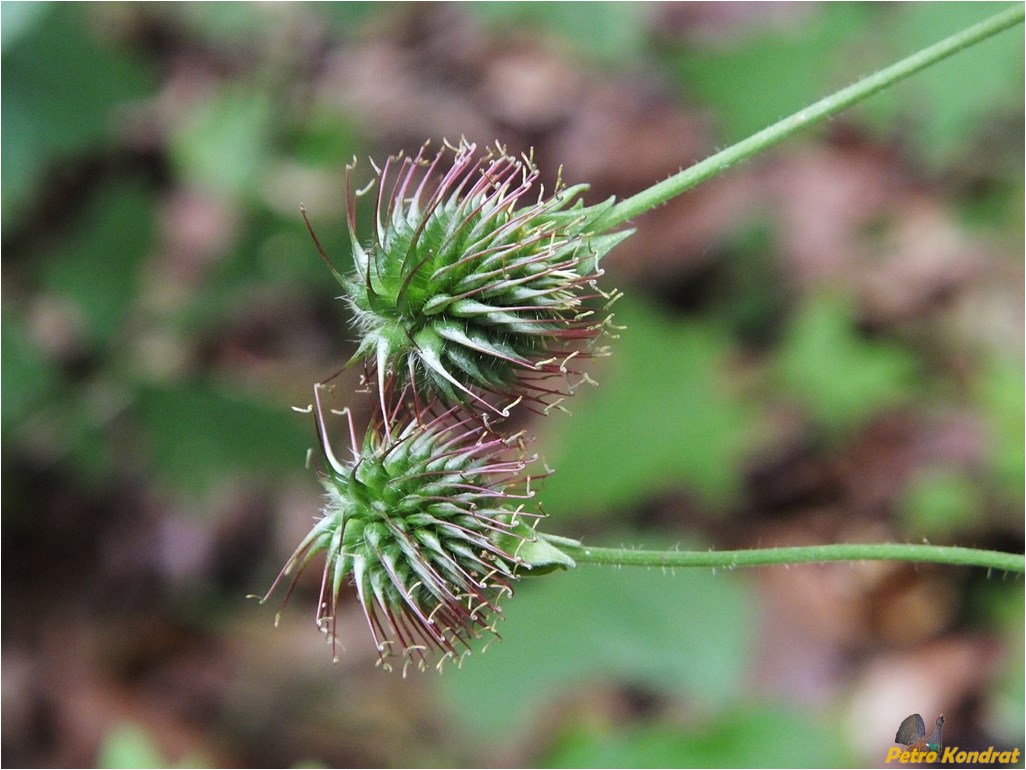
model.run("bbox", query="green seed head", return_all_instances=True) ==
[266,387,547,672]
[335,140,630,416]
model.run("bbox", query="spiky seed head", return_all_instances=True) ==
[332,139,631,416]
[265,387,546,673]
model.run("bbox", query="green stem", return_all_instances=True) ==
[561,542,1025,573]
[594,4,1025,231]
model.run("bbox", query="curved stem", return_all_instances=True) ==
[594,4,1025,231]
[561,542,1025,574]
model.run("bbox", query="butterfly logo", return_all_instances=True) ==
[894,713,945,753]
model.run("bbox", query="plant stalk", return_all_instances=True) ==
[561,542,1026,574]
[595,4,1025,231]
[573,7,1026,582]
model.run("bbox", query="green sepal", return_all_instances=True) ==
[499,522,578,574]
[586,229,635,264]
[541,193,615,228]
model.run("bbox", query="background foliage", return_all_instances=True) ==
[3,3,1023,767]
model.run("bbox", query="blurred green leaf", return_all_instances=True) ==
[668,3,1021,167]
[541,706,854,768]
[0,1,50,47]
[40,182,157,347]
[668,4,871,142]
[718,222,789,348]
[2,317,120,488]
[291,115,364,167]
[536,296,761,515]
[315,2,386,38]
[97,721,209,769]
[857,3,1025,168]
[897,467,983,539]
[170,87,274,200]
[957,173,1026,237]
[136,382,312,499]
[97,723,167,770]
[469,2,648,66]
[974,354,1025,507]
[0,313,60,439]
[981,583,1024,743]
[775,294,919,434]
[170,207,351,341]
[442,556,753,735]
[1,4,155,224]
[165,2,282,44]
[60,390,120,486]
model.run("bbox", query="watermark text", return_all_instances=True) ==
[886,746,1021,765]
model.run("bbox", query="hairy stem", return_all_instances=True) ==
[595,4,1025,231]
[559,542,1025,573]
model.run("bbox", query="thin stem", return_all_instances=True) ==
[594,4,1025,231]
[562,542,1025,574]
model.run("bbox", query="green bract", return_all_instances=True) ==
[334,140,631,416]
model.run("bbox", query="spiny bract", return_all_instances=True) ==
[265,387,546,673]
[331,140,630,417]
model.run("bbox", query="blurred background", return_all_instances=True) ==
[2,2,1023,767]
